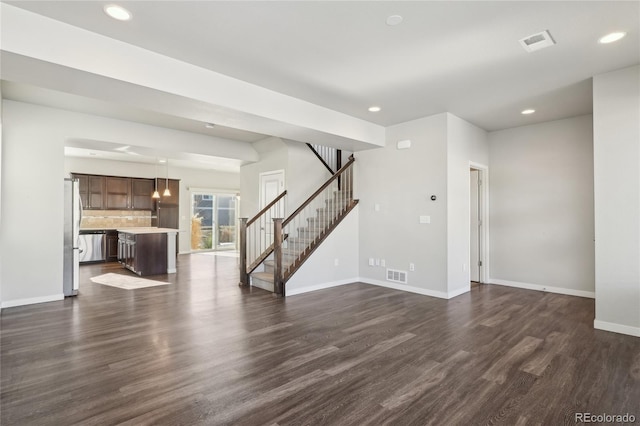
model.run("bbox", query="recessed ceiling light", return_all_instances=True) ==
[521,109,536,115]
[205,122,216,128]
[368,106,381,112]
[158,159,167,163]
[104,4,132,21]
[599,32,626,44]
[386,15,403,26]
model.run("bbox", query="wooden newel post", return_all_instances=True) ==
[239,217,248,286]
[273,218,284,297]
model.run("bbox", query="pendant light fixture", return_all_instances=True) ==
[152,157,160,199]
[163,158,171,197]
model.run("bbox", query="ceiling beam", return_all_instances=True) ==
[0,3,385,152]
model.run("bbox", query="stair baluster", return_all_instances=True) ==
[275,155,357,295]
[238,190,287,286]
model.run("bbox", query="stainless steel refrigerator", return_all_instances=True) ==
[63,178,82,296]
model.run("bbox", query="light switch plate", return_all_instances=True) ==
[420,215,431,224]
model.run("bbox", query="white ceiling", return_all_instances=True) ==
[63,142,244,173]
[1,1,639,169]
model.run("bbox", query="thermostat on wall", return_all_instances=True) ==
[397,139,411,150]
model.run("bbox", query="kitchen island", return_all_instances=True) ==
[117,228,178,276]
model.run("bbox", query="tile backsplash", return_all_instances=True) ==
[81,210,153,229]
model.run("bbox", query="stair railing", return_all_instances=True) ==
[273,155,356,296]
[239,190,287,286]
[306,143,342,175]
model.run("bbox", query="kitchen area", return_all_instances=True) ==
[64,171,181,296]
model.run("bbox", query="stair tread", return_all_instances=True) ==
[252,272,274,282]
[287,237,313,243]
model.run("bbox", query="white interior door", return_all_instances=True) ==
[470,169,480,282]
[259,170,285,247]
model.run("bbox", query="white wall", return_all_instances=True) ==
[0,87,4,305]
[488,115,595,297]
[1,101,66,307]
[239,137,288,218]
[286,205,359,295]
[239,137,329,218]
[357,113,449,297]
[283,140,332,211]
[446,114,489,295]
[64,157,239,254]
[593,65,640,337]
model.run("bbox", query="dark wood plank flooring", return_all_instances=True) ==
[2,254,639,425]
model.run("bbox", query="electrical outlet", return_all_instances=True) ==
[334,258,339,266]
[368,258,375,266]
[409,263,415,272]
[463,263,467,272]
[380,259,386,267]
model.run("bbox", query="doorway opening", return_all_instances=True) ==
[190,191,239,252]
[258,170,286,247]
[470,164,488,285]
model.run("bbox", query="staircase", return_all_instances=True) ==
[239,154,357,296]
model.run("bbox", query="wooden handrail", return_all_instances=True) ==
[283,155,354,227]
[246,190,287,227]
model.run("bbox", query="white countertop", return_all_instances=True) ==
[117,227,178,234]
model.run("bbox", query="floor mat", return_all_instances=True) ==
[90,273,169,290]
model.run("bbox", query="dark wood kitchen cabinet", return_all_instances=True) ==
[118,231,168,276]
[131,178,155,210]
[156,179,180,206]
[106,231,119,262]
[71,173,175,211]
[105,177,131,209]
[74,174,105,210]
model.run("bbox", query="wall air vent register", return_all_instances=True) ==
[386,268,408,284]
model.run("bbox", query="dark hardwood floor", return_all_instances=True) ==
[2,254,639,425]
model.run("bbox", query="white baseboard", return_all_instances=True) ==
[448,285,470,299]
[594,319,640,338]
[359,278,450,299]
[489,278,595,299]
[286,278,470,300]
[286,278,356,296]
[1,294,65,309]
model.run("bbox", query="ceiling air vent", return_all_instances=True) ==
[386,268,407,284]
[519,30,555,53]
